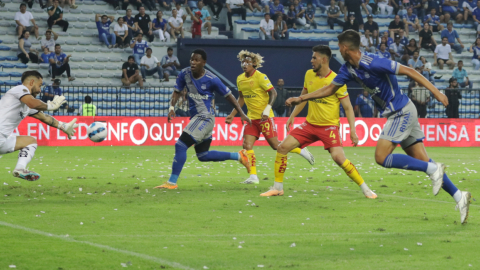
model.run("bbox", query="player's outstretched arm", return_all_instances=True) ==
[168,91,182,123]
[340,96,359,146]
[20,94,66,111]
[226,92,245,124]
[30,112,78,139]
[398,64,449,106]
[262,88,277,121]
[286,83,339,107]
[286,88,308,132]
[225,93,251,126]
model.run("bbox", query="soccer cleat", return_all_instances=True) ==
[154,182,178,189]
[241,175,259,184]
[455,191,472,224]
[363,189,378,199]
[260,187,284,197]
[299,147,315,165]
[429,162,445,196]
[12,169,40,181]
[238,149,251,173]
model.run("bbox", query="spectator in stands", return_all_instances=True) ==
[152,11,170,42]
[227,0,246,31]
[124,9,138,41]
[377,43,392,59]
[287,4,297,29]
[404,38,418,57]
[267,0,286,21]
[161,47,180,82]
[81,96,96,117]
[470,37,480,70]
[272,78,287,116]
[408,50,422,68]
[42,79,74,112]
[412,0,425,22]
[378,36,388,49]
[187,1,213,35]
[473,1,480,28]
[445,77,461,118]
[191,11,203,39]
[244,0,262,12]
[175,2,188,22]
[130,33,148,65]
[140,48,163,82]
[135,6,154,42]
[122,56,143,87]
[441,22,464,54]
[17,31,39,64]
[175,88,190,117]
[409,81,429,118]
[40,30,58,53]
[274,14,289,39]
[259,13,274,40]
[50,44,74,81]
[15,3,39,40]
[168,9,185,41]
[442,0,463,23]
[398,29,408,46]
[452,60,473,89]
[424,8,444,32]
[364,14,378,34]
[434,37,455,69]
[355,90,376,117]
[370,30,380,51]
[420,55,437,83]
[204,0,223,21]
[40,47,52,64]
[463,0,476,24]
[427,0,444,20]
[343,12,359,32]
[388,15,404,39]
[403,7,421,36]
[293,0,306,27]
[381,30,393,46]
[344,0,368,30]
[96,14,116,49]
[305,2,317,29]
[419,22,437,52]
[361,31,375,53]
[377,0,393,15]
[47,0,68,32]
[327,0,344,30]
[114,17,131,49]
[157,0,172,10]
[389,34,406,63]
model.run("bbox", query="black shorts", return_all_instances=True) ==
[432,25,439,32]
[437,58,449,65]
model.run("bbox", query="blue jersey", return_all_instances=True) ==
[123,15,135,27]
[403,13,417,23]
[131,39,148,55]
[45,85,62,96]
[332,53,410,116]
[96,20,112,37]
[51,52,67,68]
[152,18,167,29]
[175,68,231,117]
[424,14,440,24]
[377,50,392,59]
[355,94,375,117]
[40,52,53,64]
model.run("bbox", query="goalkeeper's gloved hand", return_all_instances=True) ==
[58,118,78,140]
[47,95,66,111]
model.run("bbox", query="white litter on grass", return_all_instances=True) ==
[380,245,383,247]
[417,242,422,246]
[80,222,83,225]
[404,248,408,251]
[3,182,8,185]
[203,266,209,269]
[121,263,127,267]
[257,265,264,268]
[8,265,16,268]
[238,245,242,248]
[290,243,296,247]
[350,248,354,250]
[79,188,82,191]
[233,237,236,240]
[239,211,242,213]
[114,209,117,211]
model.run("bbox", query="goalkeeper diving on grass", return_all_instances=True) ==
[0,70,78,181]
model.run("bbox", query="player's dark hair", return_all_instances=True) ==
[192,49,207,61]
[101,15,108,19]
[337,29,360,50]
[458,60,463,63]
[128,55,134,61]
[146,48,152,53]
[21,70,43,83]
[167,46,173,51]
[20,3,26,8]
[55,44,61,48]
[312,45,332,59]
[18,30,29,40]
[117,17,123,22]
[126,8,132,12]
[85,95,92,104]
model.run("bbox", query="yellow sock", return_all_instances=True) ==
[289,148,301,154]
[274,152,288,183]
[246,150,257,175]
[340,159,365,186]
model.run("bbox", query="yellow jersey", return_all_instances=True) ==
[303,69,348,126]
[237,70,275,120]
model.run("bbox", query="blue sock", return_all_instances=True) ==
[168,140,189,184]
[430,159,458,197]
[197,151,239,162]
[382,154,428,172]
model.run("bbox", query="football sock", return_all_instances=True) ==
[15,144,37,170]
[246,150,257,175]
[197,151,238,162]
[359,183,370,193]
[382,154,429,172]
[168,140,189,184]
[340,159,365,186]
[289,148,301,154]
[429,159,460,201]
[274,152,287,190]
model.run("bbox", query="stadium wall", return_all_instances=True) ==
[16,117,480,147]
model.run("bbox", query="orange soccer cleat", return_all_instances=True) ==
[238,149,251,174]
[154,182,178,190]
[260,188,284,197]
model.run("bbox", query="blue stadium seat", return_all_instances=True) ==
[461,100,472,106]
[0,72,9,77]
[0,56,6,61]
[104,96,116,102]
[248,36,260,40]
[144,97,156,102]
[297,37,309,41]
[0,81,4,87]
[119,97,130,102]
[0,45,10,51]
[312,29,324,34]
[8,72,22,77]
[154,104,169,110]
[131,97,144,102]
[98,104,112,110]
[160,89,173,94]
[4,80,20,86]
[235,20,248,24]
[5,56,18,61]
[147,89,161,94]
[155,97,169,102]
[126,104,139,110]
[302,29,314,34]
[140,104,154,110]
[120,88,131,94]
[309,38,321,41]
[14,63,28,68]
[92,96,103,102]
[0,63,14,68]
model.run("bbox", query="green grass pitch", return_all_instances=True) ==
[0,146,479,270]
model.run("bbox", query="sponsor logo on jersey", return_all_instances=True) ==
[332,140,337,144]
[188,92,209,100]
[243,94,257,98]
[311,98,328,104]
[325,126,336,131]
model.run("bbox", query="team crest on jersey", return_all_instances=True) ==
[391,61,396,70]
[264,76,267,80]
[309,81,313,85]
[249,81,254,87]
[201,84,206,90]
[365,73,370,78]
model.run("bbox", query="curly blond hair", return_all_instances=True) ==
[237,50,264,69]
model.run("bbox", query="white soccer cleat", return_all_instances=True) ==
[241,175,259,184]
[455,191,472,224]
[429,162,445,196]
[299,147,315,165]
[363,189,378,199]
[12,169,40,181]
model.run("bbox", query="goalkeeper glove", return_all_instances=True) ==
[47,95,66,111]
[58,118,78,140]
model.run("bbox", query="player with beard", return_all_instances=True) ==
[0,70,78,181]
[261,45,377,198]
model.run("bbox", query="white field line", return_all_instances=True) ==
[0,221,195,270]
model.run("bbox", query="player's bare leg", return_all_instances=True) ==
[404,142,471,224]
[12,136,40,181]
[329,146,376,199]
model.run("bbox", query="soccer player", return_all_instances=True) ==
[154,49,252,190]
[226,50,315,184]
[0,70,78,181]
[286,30,471,223]
[260,45,377,199]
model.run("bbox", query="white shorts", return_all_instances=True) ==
[201,21,208,28]
[0,134,16,154]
